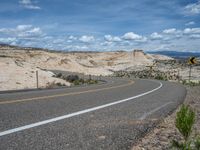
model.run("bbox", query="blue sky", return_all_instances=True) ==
[0,0,200,51]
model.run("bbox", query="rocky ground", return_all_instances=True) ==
[132,85,200,150]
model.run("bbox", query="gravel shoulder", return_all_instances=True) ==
[132,85,200,150]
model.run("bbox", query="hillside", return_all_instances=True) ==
[0,45,172,91]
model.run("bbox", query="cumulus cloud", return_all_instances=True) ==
[0,25,44,40]
[163,28,179,34]
[104,35,121,42]
[150,27,200,41]
[68,35,77,40]
[79,35,94,43]
[16,25,33,31]
[0,38,17,45]
[185,21,195,26]
[183,28,200,34]
[184,1,200,15]
[101,41,113,46]
[1,25,200,52]
[189,34,200,39]
[122,32,142,40]
[122,32,147,42]
[19,0,41,10]
[150,32,163,40]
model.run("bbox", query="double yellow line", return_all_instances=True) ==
[0,80,134,105]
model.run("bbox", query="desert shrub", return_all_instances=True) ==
[73,80,80,85]
[182,80,200,86]
[195,136,200,149]
[56,82,64,86]
[56,73,62,78]
[171,104,200,150]
[46,81,65,88]
[46,81,57,89]
[182,80,187,85]
[155,75,164,80]
[79,78,85,84]
[155,75,168,81]
[65,75,79,82]
[176,105,195,141]
[94,80,98,84]
[86,79,98,84]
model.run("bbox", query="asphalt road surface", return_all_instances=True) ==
[0,78,186,150]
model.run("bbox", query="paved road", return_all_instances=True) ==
[0,78,186,150]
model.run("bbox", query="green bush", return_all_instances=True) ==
[56,73,62,78]
[171,104,200,150]
[155,75,164,80]
[55,82,66,86]
[194,136,200,149]
[79,78,85,84]
[155,75,167,81]
[182,80,200,86]
[176,105,195,141]
[73,80,80,85]
[182,80,187,85]
[56,82,62,86]
[86,79,98,84]
[65,75,79,82]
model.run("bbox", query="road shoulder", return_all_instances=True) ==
[132,85,200,150]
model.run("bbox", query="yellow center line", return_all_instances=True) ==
[0,80,134,105]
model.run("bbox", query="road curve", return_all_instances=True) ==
[0,78,186,150]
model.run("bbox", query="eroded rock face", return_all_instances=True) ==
[133,50,145,58]
[0,45,174,90]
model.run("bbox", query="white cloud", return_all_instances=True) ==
[112,36,121,42]
[0,25,44,39]
[184,1,200,15]
[189,34,200,39]
[184,28,200,34]
[79,35,94,43]
[104,35,112,41]
[52,39,65,44]
[16,25,33,31]
[19,0,41,10]
[150,32,163,40]
[101,41,113,46]
[68,35,77,40]
[0,37,17,44]
[104,35,121,42]
[122,32,143,40]
[185,21,195,26]
[122,32,147,43]
[163,28,178,34]
[1,26,200,52]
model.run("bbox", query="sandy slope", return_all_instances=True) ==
[0,58,70,91]
[0,45,172,91]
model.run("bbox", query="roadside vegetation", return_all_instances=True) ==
[182,80,200,86]
[46,81,66,89]
[53,73,98,86]
[114,70,171,81]
[171,104,200,150]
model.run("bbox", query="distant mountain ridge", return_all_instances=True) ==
[147,51,200,59]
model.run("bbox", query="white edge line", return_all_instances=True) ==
[139,101,173,120]
[0,81,163,137]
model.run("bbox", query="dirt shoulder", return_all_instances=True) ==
[132,85,200,150]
